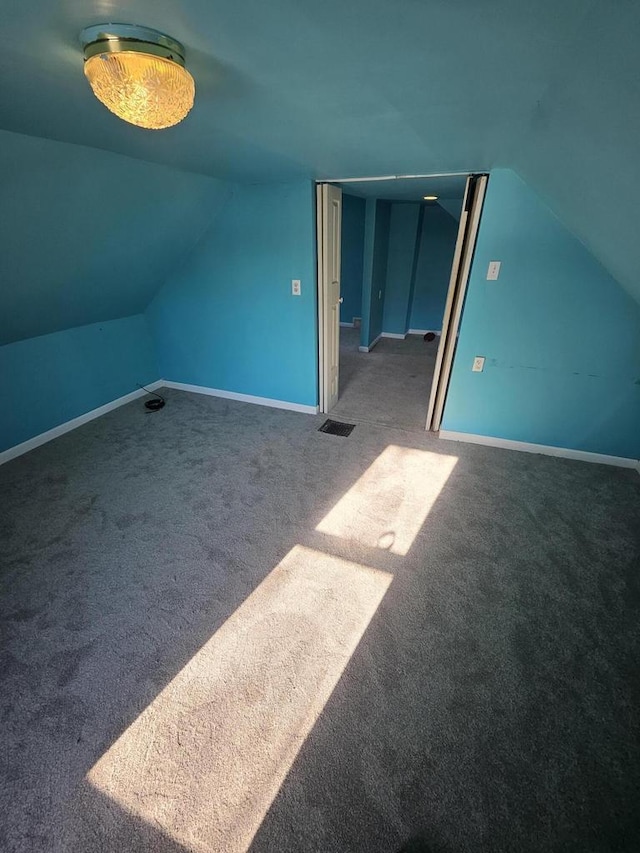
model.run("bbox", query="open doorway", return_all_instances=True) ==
[317,174,487,432]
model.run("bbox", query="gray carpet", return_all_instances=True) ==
[1,388,640,853]
[331,328,437,431]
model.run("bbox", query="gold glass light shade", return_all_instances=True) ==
[84,51,195,129]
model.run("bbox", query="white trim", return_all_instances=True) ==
[340,321,355,328]
[316,184,326,413]
[358,334,382,353]
[428,175,488,432]
[439,430,640,470]
[161,381,319,414]
[0,381,164,466]
[408,329,441,336]
[0,379,319,467]
[381,332,406,340]
[316,183,343,414]
[318,172,478,184]
[425,177,473,433]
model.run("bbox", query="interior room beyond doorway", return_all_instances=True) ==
[331,327,440,430]
[332,176,467,431]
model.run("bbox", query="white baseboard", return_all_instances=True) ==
[358,334,382,353]
[340,322,355,328]
[0,381,164,466]
[439,429,640,471]
[161,381,319,414]
[0,379,319,466]
[408,329,441,336]
[381,332,406,340]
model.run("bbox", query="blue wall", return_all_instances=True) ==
[360,200,376,349]
[370,201,392,344]
[439,199,463,222]
[382,204,421,336]
[442,170,640,460]
[409,205,459,332]
[360,201,391,348]
[0,128,229,346]
[0,315,158,453]
[149,181,318,407]
[511,4,640,307]
[380,201,459,337]
[340,193,366,324]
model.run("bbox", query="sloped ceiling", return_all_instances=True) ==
[1,0,639,330]
[0,130,230,345]
[0,0,591,181]
[511,2,640,304]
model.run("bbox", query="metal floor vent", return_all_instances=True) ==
[318,419,356,437]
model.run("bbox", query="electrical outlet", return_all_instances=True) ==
[487,261,501,280]
[291,279,301,296]
[472,356,485,372]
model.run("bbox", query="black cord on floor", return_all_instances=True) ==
[137,383,166,412]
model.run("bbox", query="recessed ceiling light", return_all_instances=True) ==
[80,24,195,130]
[423,195,439,201]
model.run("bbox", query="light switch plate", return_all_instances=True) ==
[487,261,501,280]
[472,356,485,372]
[291,279,301,296]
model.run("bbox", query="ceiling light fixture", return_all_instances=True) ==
[423,195,439,201]
[80,24,195,130]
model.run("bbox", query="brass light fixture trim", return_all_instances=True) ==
[80,24,195,129]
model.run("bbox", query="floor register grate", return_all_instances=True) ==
[318,419,356,437]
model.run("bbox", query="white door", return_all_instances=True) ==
[317,183,342,413]
[425,174,488,431]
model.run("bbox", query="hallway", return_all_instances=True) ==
[330,327,438,431]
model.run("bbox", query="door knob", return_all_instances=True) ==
[338,297,344,303]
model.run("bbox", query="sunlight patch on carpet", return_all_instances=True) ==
[87,545,392,852]
[316,444,458,555]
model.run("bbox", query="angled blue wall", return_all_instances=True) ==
[382,204,421,336]
[0,129,230,345]
[442,170,640,460]
[511,4,640,308]
[340,194,366,325]
[409,205,459,332]
[149,181,318,407]
[439,199,463,222]
[0,128,231,455]
[0,315,158,453]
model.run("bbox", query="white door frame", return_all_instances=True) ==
[315,172,488,422]
[320,171,481,183]
[316,187,326,411]
[316,183,343,413]
[426,175,488,432]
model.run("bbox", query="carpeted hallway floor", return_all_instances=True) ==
[1,389,639,853]
[331,328,437,431]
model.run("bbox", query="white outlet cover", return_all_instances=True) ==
[292,279,301,296]
[487,261,501,280]
[472,356,485,372]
